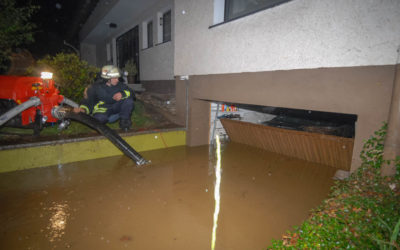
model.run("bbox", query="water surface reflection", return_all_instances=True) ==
[46,201,69,242]
[0,142,336,249]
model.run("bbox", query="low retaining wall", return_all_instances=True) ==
[0,129,186,173]
[220,119,354,170]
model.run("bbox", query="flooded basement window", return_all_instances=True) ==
[0,143,336,250]
[210,102,357,143]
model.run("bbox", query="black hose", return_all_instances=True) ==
[63,111,148,165]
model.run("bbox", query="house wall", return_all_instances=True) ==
[139,0,175,93]
[80,43,97,66]
[80,0,174,88]
[174,0,400,171]
[174,0,400,74]
[180,66,395,171]
[79,0,120,43]
[96,42,108,67]
[141,42,174,81]
[139,2,175,81]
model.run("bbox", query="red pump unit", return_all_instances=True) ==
[0,74,149,165]
[0,74,65,125]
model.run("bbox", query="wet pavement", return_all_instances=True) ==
[0,142,336,249]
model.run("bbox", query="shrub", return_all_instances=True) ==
[122,59,137,77]
[33,53,99,102]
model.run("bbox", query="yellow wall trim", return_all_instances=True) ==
[0,130,186,173]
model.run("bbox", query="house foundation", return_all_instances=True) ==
[177,65,396,171]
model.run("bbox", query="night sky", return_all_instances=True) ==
[27,0,98,58]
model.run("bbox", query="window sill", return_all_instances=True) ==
[141,46,153,52]
[155,40,171,46]
[209,0,292,29]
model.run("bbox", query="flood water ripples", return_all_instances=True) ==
[0,142,336,249]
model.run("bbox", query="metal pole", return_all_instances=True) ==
[210,103,220,145]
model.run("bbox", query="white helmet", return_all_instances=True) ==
[101,65,121,79]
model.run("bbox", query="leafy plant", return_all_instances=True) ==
[122,59,137,78]
[373,217,400,250]
[360,122,388,170]
[360,122,400,178]
[0,0,38,73]
[32,53,99,102]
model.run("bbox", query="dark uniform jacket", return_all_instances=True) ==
[79,79,135,115]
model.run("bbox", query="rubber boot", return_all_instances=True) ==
[119,119,132,131]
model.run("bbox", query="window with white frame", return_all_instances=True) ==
[162,10,171,43]
[214,0,291,24]
[147,21,153,48]
[142,19,153,49]
[157,9,172,44]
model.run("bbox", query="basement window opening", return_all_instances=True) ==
[209,102,357,142]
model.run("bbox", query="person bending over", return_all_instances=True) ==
[74,65,135,130]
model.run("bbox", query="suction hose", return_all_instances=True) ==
[0,97,41,127]
[61,97,79,108]
[53,108,148,166]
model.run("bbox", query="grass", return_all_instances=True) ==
[0,100,158,139]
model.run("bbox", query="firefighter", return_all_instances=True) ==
[74,65,135,130]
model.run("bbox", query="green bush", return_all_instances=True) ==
[33,53,99,102]
[268,123,400,249]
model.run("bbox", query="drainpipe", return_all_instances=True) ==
[63,40,80,58]
[180,75,190,129]
[382,46,400,177]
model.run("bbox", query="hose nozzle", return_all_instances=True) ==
[51,106,71,120]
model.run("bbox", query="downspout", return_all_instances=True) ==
[382,46,400,176]
[210,103,220,145]
[180,75,190,129]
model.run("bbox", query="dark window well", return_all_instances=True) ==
[162,10,171,43]
[224,0,291,22]
[147,21,153,48]
[206,101,357,138]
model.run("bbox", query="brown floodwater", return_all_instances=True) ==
[0,142,336,250]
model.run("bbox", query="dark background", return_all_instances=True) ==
[27,0,99,58]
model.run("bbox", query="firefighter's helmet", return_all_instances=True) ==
[101,65,121,79]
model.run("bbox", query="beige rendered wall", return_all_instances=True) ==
[179,65,396,172]
[174,0,400,75]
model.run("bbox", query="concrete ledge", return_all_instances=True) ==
[0,129,186,173]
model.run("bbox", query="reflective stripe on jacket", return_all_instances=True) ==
[79,79,135,114]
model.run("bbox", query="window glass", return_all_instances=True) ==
[116,26,140,81]
[162,10,171,43]
[147,21,153,48]
[225,0,290,21]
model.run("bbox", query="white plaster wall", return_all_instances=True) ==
[174,0,400,76]
[112,0,174,80]
[83,0,174,79]
[141,42,174,80]
[80,43,97,66]
[138,0,175,80]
